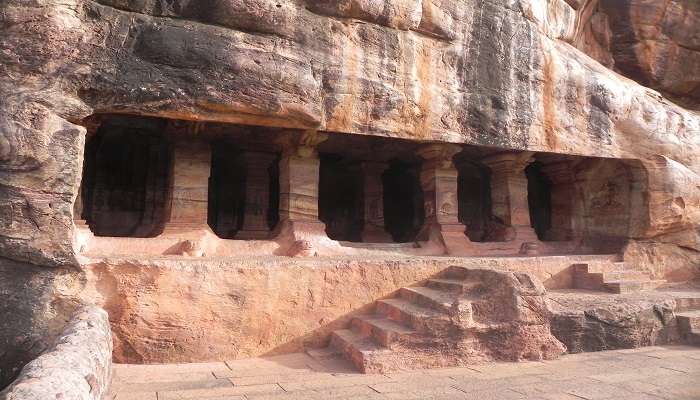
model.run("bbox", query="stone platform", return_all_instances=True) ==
[109,346,700,400]
[77,254,620,363]
[76,254,699,365]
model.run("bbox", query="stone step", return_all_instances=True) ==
[330,328,478,374]
[305,346,340,360]
[603,279,666,294]
[376,298,451,334]
[572,263,620,275]
[399,286,456,312]
[329,329,391,373]
[602,270,651,281]
[351,315,416,347]
[425,278,482,294]
[676,311,700,346]
[676,310,700,331]
[675,297,700,312]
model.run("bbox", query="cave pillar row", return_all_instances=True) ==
[274,130,330,255]
[416,144,472,255]
[482,152,538,242]
[236,151,277,240]
[540,161,577,242]
[360,161,392,242]
[163,138,212,233]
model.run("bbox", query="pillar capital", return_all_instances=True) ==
[417,143,462,169]
[481,151,534,173]
[277,130,328,158]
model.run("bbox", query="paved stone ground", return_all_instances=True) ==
[110,345,700,400]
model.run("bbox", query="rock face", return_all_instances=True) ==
[0,306,112,400]
[573,1,700,110]
[0,0,699,380]
[0,259,83,388]
[548,289,700,353]
[0,0,699,267]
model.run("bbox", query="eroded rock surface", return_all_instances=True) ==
[574,1,700,110]
[548,288,700,353]
[0,0,698,379]
[0,305,112,400]
[0,0,699,266]
[0,258,83,388]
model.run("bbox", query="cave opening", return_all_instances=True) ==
[80,116,171,237]
[208,143,280,240]
[208,143,245,239]
[457,161,492,242]
[318,154,363,242]
[526,161,553,241]
[383,160,424,243]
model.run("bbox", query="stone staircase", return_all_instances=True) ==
[311,267,566,373]
[676,298,700,346]
[572,262,666,294]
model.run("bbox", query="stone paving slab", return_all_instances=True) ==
[111,345,700,400]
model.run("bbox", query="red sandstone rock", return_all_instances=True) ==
[0,0,698,387]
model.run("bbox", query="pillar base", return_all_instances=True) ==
[273,219,334,257]
[417,221,472,256]
[160,223,218,256]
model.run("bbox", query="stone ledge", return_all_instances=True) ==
[0,306,113,400]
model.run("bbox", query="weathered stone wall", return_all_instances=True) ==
[0,0,697,374]
[572,0,700,110]
[0,259,84,388]
[0,305,112,400]
[0,0,699,267]
[549,289,686,353]
[78,254,614,363]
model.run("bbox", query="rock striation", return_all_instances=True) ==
[0,0,698,381]
[0,0,699,267]
[573,1,700,110]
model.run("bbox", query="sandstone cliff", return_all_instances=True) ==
[0,0,699,267]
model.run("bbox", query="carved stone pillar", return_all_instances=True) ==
[165,139,211,230]
[416,144,471,254]
[541,161,576,241]
[237,151,277,240]
[482,152,538,242]
[274,130,329,255]
[360,161,392,242]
